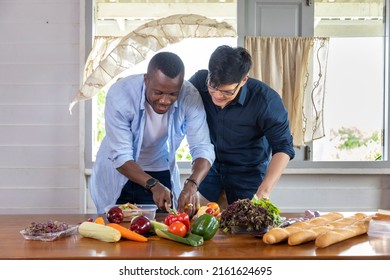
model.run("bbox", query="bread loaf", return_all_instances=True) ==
[263,212,343,245]
[288,213,367,246]
[372,213,390,221]
[315,218,371,248]
[288,225,333,246]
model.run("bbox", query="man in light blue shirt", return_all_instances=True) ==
[90,52,215,216]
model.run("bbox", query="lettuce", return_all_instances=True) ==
[250,195,283,227]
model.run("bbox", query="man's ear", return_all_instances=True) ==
[241,75,249,86]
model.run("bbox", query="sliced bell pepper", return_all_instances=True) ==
[191,213,219,240]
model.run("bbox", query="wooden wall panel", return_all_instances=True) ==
[0,43,80,64]
[0,126,78,145]
[0,105,78,124]
[0,168,79,187]
[0,64,80,84]
[0,84,79,104]
[0,2,80,24]
[0,188,81,214]
[0,146,79,167]
[0,0,82,214]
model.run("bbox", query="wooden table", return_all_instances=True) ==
[1,213,389,260]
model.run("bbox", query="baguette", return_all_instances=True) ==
[288,213,367,246]
[315,218,371,248]
[263,212,343,245]
[372,213,390,221]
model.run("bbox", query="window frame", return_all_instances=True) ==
[83,0,390,174]
[84,0,94,171]
[285,0,390,173]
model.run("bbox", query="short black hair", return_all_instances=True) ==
[208,45,252,86]
[147,52,185,78]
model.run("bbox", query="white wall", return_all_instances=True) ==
[0,0,84,213]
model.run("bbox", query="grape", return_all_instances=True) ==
[24,220,69,235]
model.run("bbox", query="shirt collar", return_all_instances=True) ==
[230,83,247,106]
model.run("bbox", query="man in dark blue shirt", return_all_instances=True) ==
[189,45,295,206]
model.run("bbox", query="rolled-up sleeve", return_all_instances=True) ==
[261,93,295,160]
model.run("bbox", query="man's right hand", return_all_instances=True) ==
[151,183,172,211]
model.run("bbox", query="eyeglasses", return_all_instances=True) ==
[206,80,241,97]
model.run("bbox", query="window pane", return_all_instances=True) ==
[312,0,385,161]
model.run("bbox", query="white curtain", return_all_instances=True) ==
[244,36,329,146]
[69,14,237,112]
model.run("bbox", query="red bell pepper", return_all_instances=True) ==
[164,209,190,231]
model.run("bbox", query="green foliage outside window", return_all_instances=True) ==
[96,89,107,145]
[95,89,192,161]
[330,127,382,161]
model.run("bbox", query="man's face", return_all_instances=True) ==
[207,76,248,108]
[144,69,183,114]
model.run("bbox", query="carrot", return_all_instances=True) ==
[95,216,105,225]
[106,223,148,242]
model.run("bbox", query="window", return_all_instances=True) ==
[85,0,390,172]
[311,0,385,162]
[84,0,237,168]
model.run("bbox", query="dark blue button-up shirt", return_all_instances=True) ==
[189,70,295,175]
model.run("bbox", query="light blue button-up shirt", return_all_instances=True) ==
[90,74,215,214]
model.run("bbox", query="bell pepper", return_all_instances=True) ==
[164,209,190,231]
[190,213,219,240]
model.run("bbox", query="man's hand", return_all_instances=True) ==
[151,183,172,211]
[177,183,199,218]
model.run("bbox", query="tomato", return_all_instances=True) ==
[206,202,220,216]
[168,221,187,237]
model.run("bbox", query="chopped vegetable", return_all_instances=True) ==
[219,198,272,233]
[24,220,69,235]
[118,202,139,210]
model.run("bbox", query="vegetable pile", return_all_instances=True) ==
[219,196,282,233]
[24,220,69,235]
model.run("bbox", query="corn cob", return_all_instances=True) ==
[78,221,121,242]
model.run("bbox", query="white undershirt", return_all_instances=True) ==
[137,101,169,171]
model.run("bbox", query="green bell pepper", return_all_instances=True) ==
[191,213,219,240]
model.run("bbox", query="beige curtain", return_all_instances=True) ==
[244,36,329,146]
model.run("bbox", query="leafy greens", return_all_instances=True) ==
[219,195,283,233]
